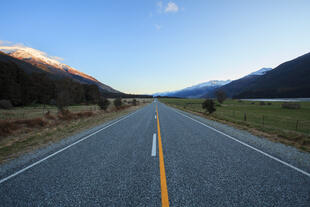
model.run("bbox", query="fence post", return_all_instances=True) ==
[296,120,299,131]
[244,112,247,121]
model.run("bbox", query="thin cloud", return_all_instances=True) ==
[165,2,179,13]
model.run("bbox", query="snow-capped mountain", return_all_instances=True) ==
[0,45,119,93]
[216,67,273,98]
[154,80,231,98]
[184,80,232,90]
[154,67,272,98]
[234,53,310,98]
[247,67,272,76]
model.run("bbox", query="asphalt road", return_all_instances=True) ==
[0,101,309,206]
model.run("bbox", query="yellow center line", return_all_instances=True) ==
[156,105,170,207]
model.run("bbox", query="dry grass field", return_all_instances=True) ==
[0,98,152,163]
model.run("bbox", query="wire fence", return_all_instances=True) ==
[214,110,310,134]
[180,102,310,134]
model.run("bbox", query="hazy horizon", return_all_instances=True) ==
[1,0,310,94]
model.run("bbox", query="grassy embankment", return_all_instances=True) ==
[160,98,310,152]
[0,99,152,163]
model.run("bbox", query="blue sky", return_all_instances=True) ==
[1,0,310,94]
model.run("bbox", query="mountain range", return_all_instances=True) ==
[154,52,310,99]
[1,45,309,100]
[0,45,119,93]
[212,67,272,98]
[154,80,231,98]
[234,52,310,98]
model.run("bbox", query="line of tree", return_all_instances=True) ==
[0,60,101,107]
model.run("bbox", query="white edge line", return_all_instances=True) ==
[0,109,140,184]
[170,106,310,178]
[155,115,157,119]
[152,133,157,157]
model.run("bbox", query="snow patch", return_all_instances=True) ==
[248,68,272,76]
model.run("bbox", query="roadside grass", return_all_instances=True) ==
[160,98,310,152]
[0,99,152,163]
[1,104,102,120]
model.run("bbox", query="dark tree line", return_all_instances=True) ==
[0,60,100,107]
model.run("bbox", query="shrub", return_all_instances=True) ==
[76,111,93,118]
[113,97,122,110]
[98,97,110,111]
[282,102,301,109]
[0,120,18,136]
[57,109,75,120]
[132,99,138,106]
[259,101,266,105]
[56,91,72,112]
[0,100,13,109]
[25,118,47,127]
[14,118,47,127]
[267,102,272,105]
[0,117,49,137]
[215,90,227,104]
[202,99,216,114]
[45,111,56,120]
[251,102,255,105]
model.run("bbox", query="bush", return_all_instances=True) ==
[113,97,122,110]
[0,120,18,136]
[56,91,72,112]
[25,118,47,127]
[98,97,110,111]
[215,90,227,104]
[0,100,13,109]
[202,99,216,114]
[76,111,93,118]
[45,111,56,120]
[14,118,47,127]
[132,99,138,106]
[267,102,272,105]
[0,117,48,137]
[57,109,75,120]
[282,102,301,109]
[259,101,266,105]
